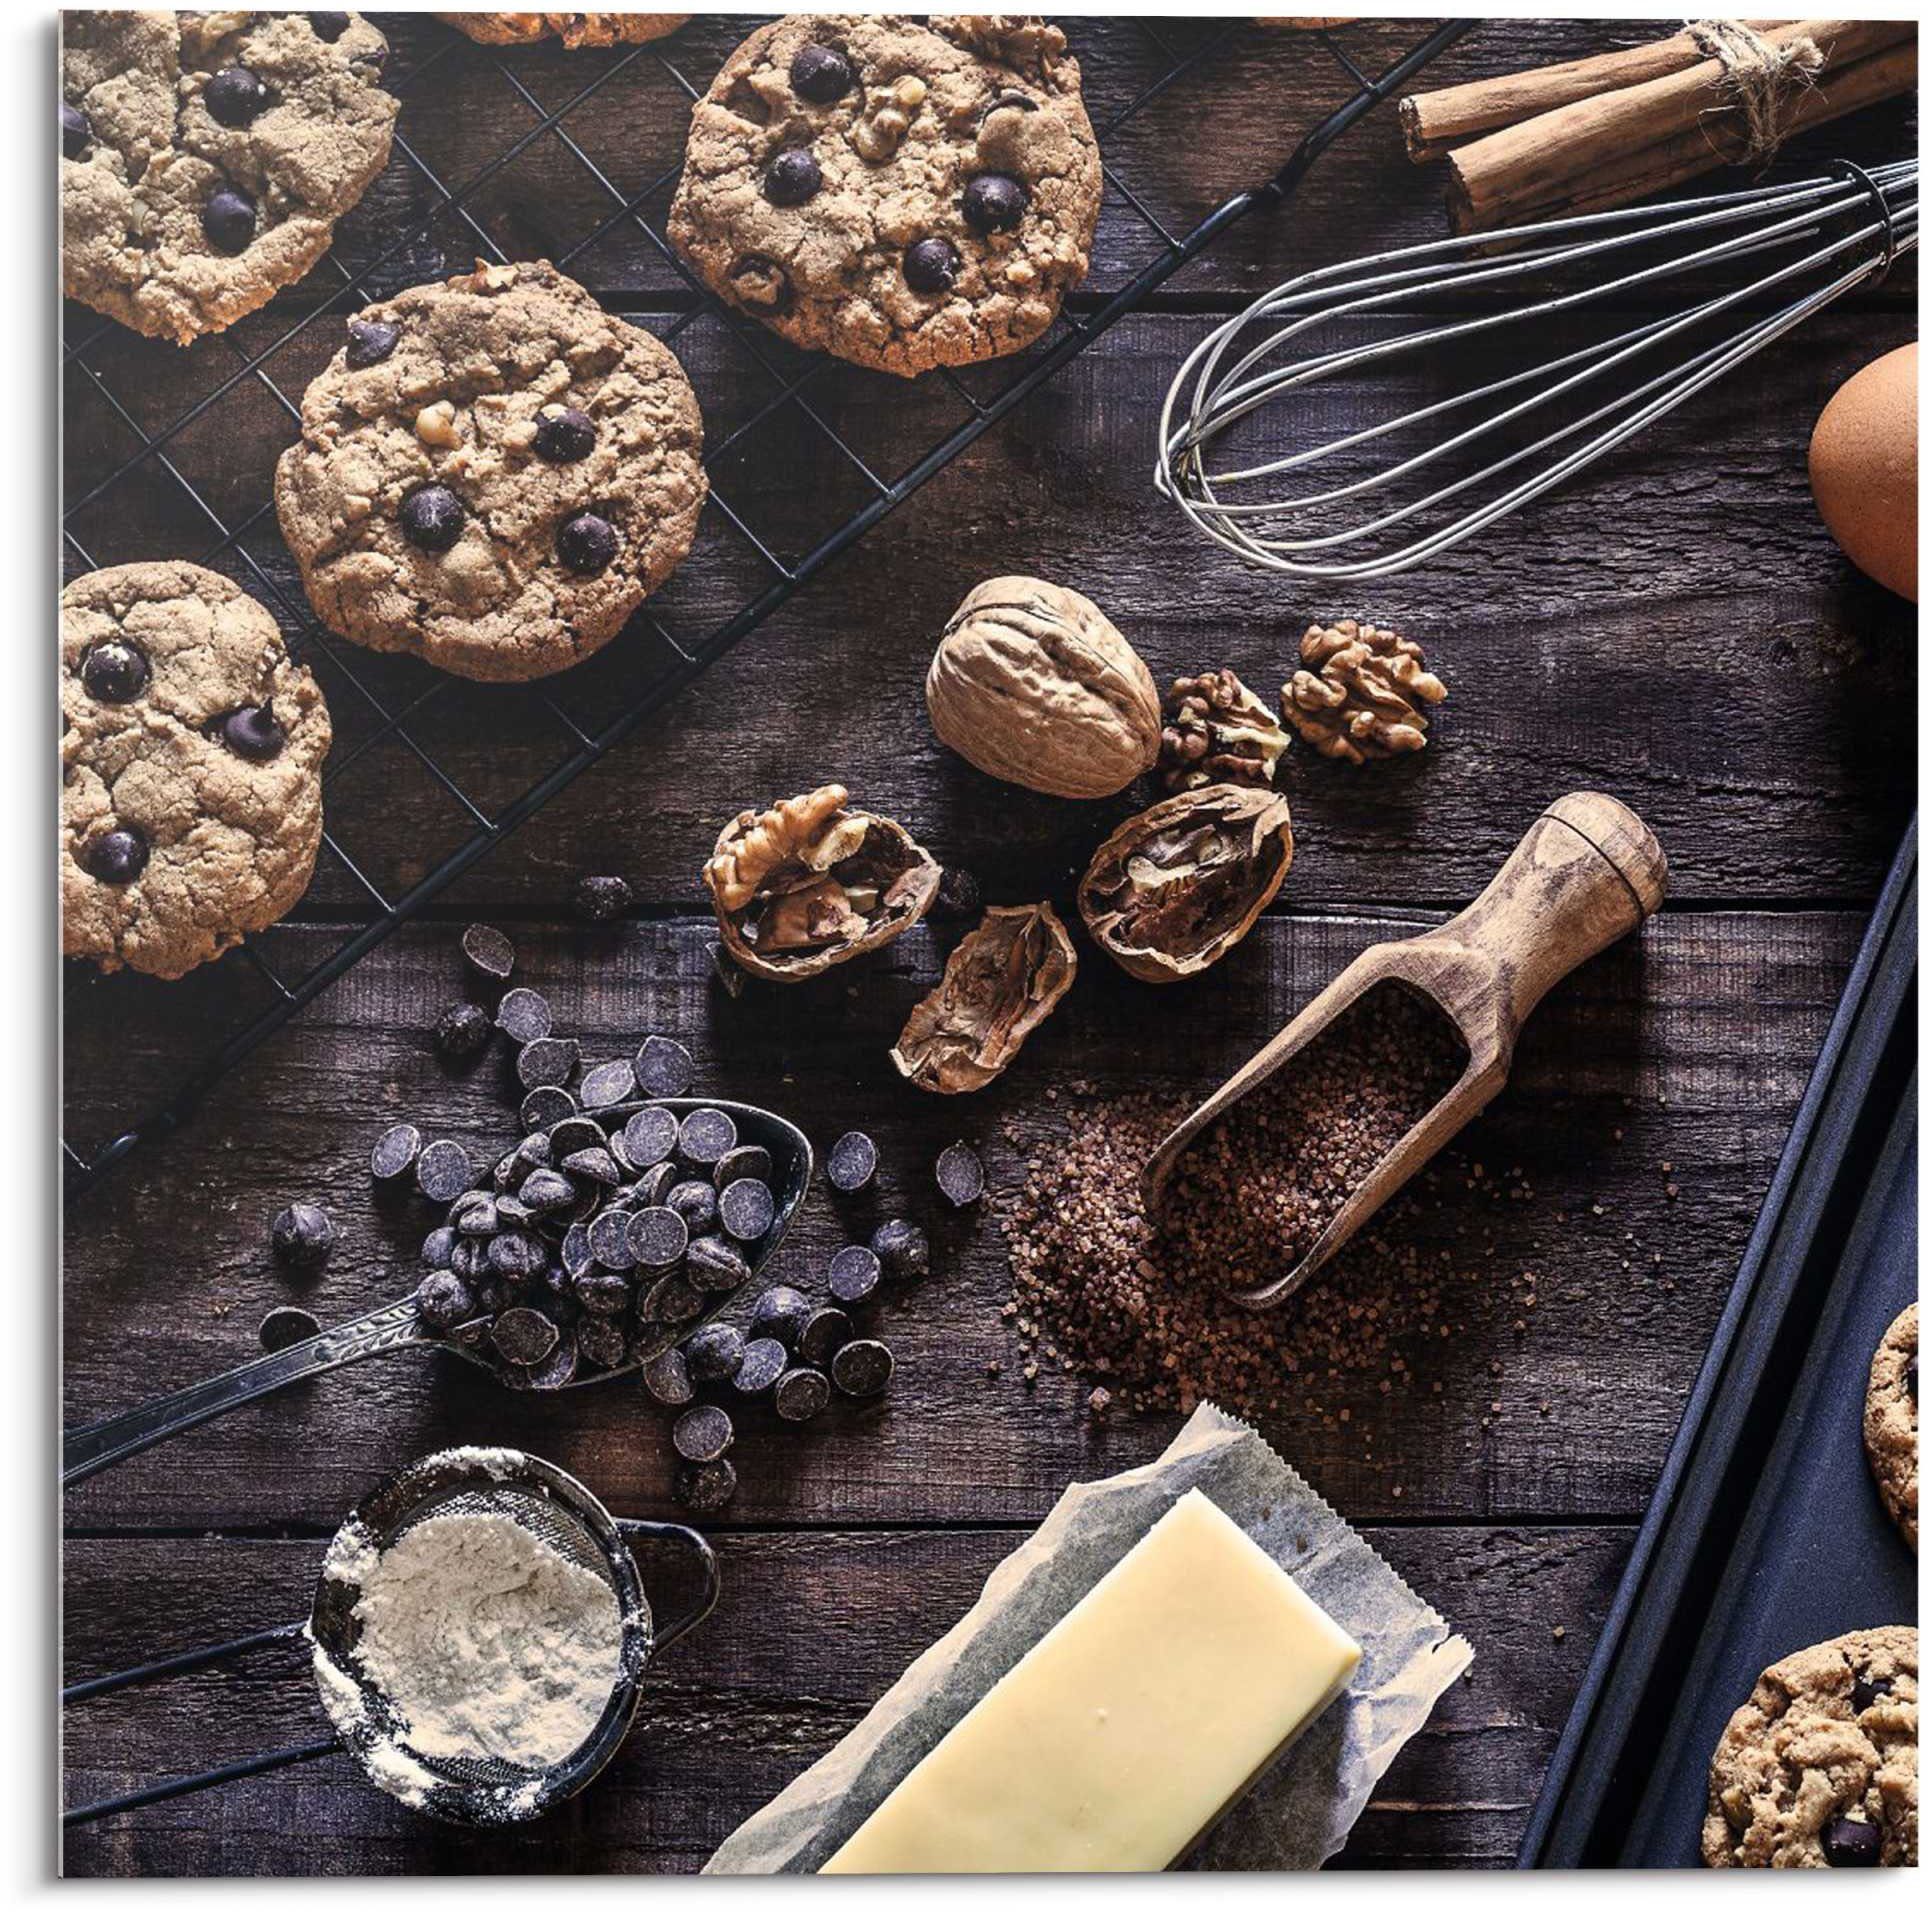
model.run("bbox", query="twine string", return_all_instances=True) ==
[1687,19,1826,165]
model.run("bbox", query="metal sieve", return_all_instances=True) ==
[64,1447,719,1829]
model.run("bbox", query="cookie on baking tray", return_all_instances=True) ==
[62,563,332,981]
[1702,1625,1918,1868]
[274,260,707,683]
[668,14,1102,377]
[438,13,688,47]
[1865,1303,1919,1549]
[62,11,396,346]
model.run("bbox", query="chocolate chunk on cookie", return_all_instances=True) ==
[1865,1303,1918,1550]
[438,13,688,47]
[274,260,707,682]
[669,14,1102,377]
[62,562,331,980]
[62,12,396,345]
[1703,1626,1918,1868]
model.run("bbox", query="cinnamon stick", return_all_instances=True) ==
[1443,20,1916,234]
[1401,21,1791,162]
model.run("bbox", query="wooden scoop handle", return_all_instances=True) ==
[1418,791,1667,1046]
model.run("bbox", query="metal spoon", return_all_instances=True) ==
[1142,793,1666,1309]
[64,1100,812,1487]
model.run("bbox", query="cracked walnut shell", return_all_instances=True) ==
[1158,668,1289,793]
[1284,620,1446,763]
[925,577,1161,799]
[704,784,939,982]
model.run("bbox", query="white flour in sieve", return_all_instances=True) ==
[327,1510,624,1779]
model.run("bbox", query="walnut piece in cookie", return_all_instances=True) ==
[1283,619,1447,763]
[1865,1303,1918,1549]
[1158,669,1290,793]
[274,260,707,682]
[62,12,396,346]
[668,14,1102,377]
[1703,1626,1917,1867]
[437,14,688,47]
[62,563,331,981]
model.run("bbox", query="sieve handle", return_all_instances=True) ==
[64,1296,437,1488]
[617,1520,722,1651]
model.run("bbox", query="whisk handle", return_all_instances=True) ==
[63,1297,436,1488]
[617,1520,722,1652]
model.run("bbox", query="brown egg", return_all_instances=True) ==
[1809,342,1917,602]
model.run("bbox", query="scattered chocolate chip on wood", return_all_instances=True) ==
[683,1321,745,1385]
[461,922,516,985]
[635,1034,695,1098]
[270,1201,333,1272]
[369,1123,422,1184]
[800,1305,853,1367]
[733,1336,788,1399]
[520,1085,575,1131]
[752,1284,813,1348]
[643,1345,695,1407]
[516,1035,580,1091]
[936,1140,985,1206]
[435,1001,493,1061]
[573,873,634,924]
[495,987,553,1045]
[870,1218,929,1280]
[774,1365,831,1423]
[579,1059,636,1109]
[674,1457,738,1513]
[259,1305,320,1351]
[831,1338,894,1399]
[826,1130,877,1193]
[827,1243,881,1305]
[673,1403,734,1464]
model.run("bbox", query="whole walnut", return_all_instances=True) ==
[925,577,1161,799]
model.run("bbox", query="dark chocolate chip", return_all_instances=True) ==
[622,1105,681,1168]
[932,865,981,919]
[557,510,618,575]
[674,1457,738,1513]
[370,1123,422,1183]
[683,1321,745,1385]
[678,1107,737,1167]
[799,1305,852,1368]
[494,987,552,1044]
[763,146,822,205]
[517,1036,580,1090]
[643,1272,703,1325]
[685,1235,750,1294]
[1853,1674,1895,1711]
[420,1225,458,1270]
[936,1140,985,1207]
[533,406,597,463]
[577,1316,628,1368]
[635,1035,694,1098]
[826,1243,880,1306]
[562,1145,622,1188]
[573,1272,631,1318]
[416,1139,479,1203]
[573,873,633,923]
[1907,1353,1917,1399]
[435,1001,493,1061]
[714,1145,773,1189]
[487,1231,545,1284]
[449,1187,496,1233]
[520,1086,576,1131]
[80,640,148,704]
[588,1208,638,1270]
[494,1195,535,1229]
[831,1337,893,1398]
[666,1179,719,1234]
[870,1218,929,1280]
[401,483,465,554]
[751,1284,812,1349]
[633,1161,680,1208]
[580,1059,636,1109]
[259,1304,320,1352]
[961,171,1027,234]
[450,1238,487,1282]
[1821,1815,1882,1866]
[519,1167,576,1213]
[903,236,961,295]
[461,922,516,983]
[628,1205,690,1270]
[415,1268,475,1330]
[270,1201,333,1272]
[492,1306,559,1367]
[205,66,270,128]
[549,1118,609,1159]
[308,12,352,40]
[826,1131,876,1194]
[562,1221,595,1278]
[85,827,148,884]
[672,1403,734,1464]
[734,1336,788,1399]
[719,1177,775,1243]
[789,42,852,103]
[774,1366,831,1424]
[525,1330,579,1390]
[218,706,286,761]
[643,1345,696,1406]
[61,100,90,160]
[202,185,257,254]
[345,318,399,368]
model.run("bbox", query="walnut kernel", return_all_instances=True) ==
[1158,669,1289,793]
[1283,620,1446,764]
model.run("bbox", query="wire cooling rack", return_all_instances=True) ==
[61,13,1473,1197]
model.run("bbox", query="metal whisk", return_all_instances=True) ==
[1156,159,1917,580]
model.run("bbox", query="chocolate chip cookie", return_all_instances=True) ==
[1703,1626,1918,1867]
[668,15,1102,377]
[274,260,707,682]
[438,13,688,46]
[63,563,332,980]
[1866,1304,1919,1549]
[62,12,397,346]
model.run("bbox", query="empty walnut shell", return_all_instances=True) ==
[891,902,1077,1093]
[704,784,939,983]
[925,577,1160,799]
[1078,784,1294,983]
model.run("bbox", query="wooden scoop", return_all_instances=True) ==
[1142,792,1666,1311]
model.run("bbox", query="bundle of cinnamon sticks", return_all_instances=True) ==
[1399,18,1917,233]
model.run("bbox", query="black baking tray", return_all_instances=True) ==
[1520,819,1918,1868]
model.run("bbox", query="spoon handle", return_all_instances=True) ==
[64,1298,435,1488]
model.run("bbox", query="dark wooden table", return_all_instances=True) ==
[61,14,1917,1874]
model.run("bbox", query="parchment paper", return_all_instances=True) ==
[704,1402,1473,1873]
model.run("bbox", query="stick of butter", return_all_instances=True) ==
[819,1488,1362,1873]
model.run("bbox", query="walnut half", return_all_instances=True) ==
[1158,668,1289,793]
[1283,620,1446,764]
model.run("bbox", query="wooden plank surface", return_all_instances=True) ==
[60,9,1916,1878]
